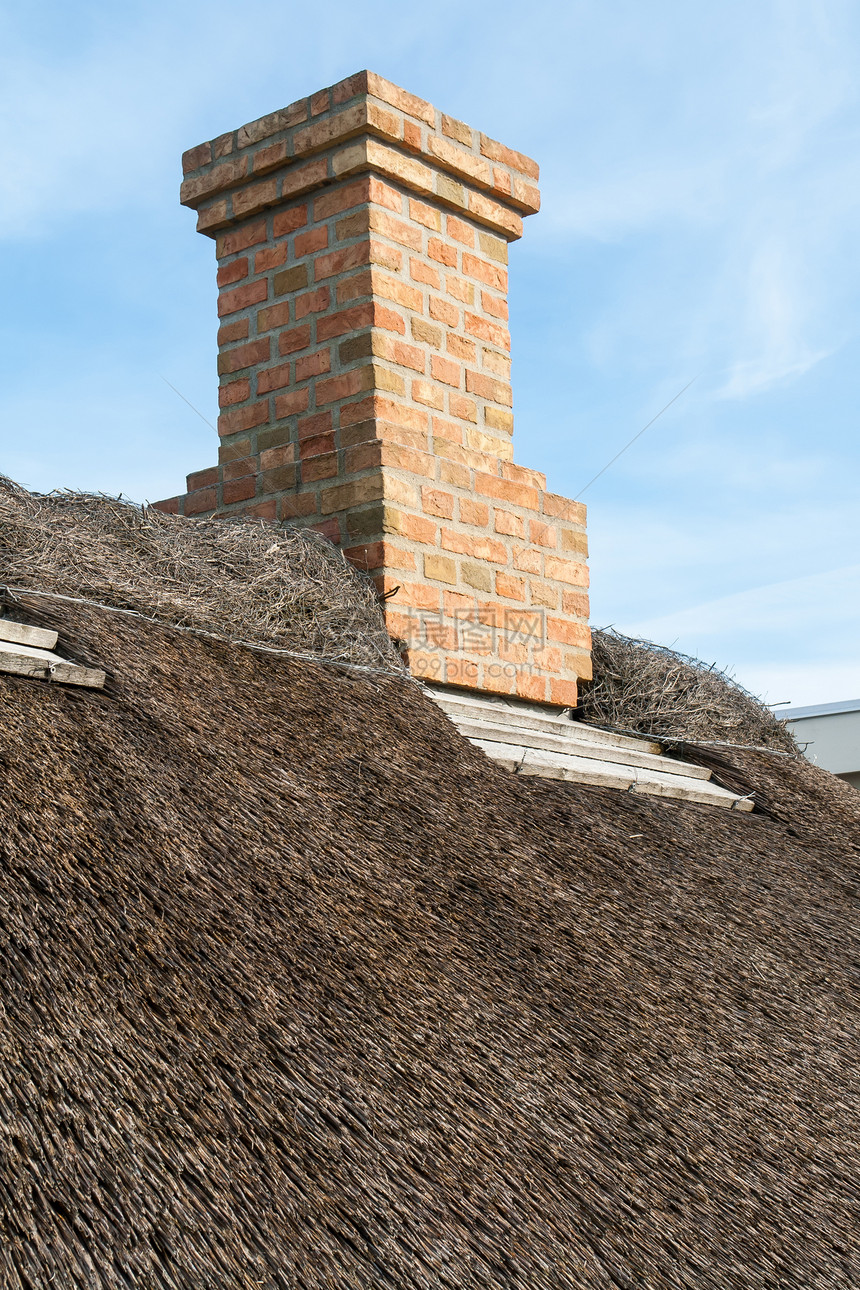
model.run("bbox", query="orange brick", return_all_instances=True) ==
[257,362,292,393]
[273,388,310,417]
[512,546,541,573]
[461,253,508,291]
[430,415,463,444]
[482,290,509,320]
[529,580,559,610]
[295,348,332,381]
[431,355,460,387]
[446,275,474,305]
[410,258,441,289]
[472,535,508,563]
[295,225,329,257]
[372,273,423,312]
[294,286,330,318]
[217,337,270,374]
[216,219,267,256]
[402,120,422,152]
[440,528,473,556]
[299,432,335,458]
[544,556,589,588]
[370,209,423,250]
[412,317,442,347]
[459,498,489,527]
[218,318,249,345]
[302,453,339,482]
[428,238,457,267]
[543,494,586,524]
[278,324,312,355]
[464,312,509,349]
[412,379,445,410]
[482,348,511,379]
[448,393,477,422]
[465,370,512,407]
[496,572,526,601]
[257,301,291,332]
[218,278,268,317]
[447,334,476,361]
[550,678,579,707]
[260,443,296,470]
[422,487,454,519]
[217,257,248,286]
[439,459,470,489]
[409,197,441,230]
[447,214,474,246]
[313,178,373,220]
[494,509,525,538]
[562,590,590,619]
[446,657,480,687]
[254,244,289,273]
[530,520,557,548]
[561,528,589,556]
[222,475,257,504]
[479,134,540,180]
[546,618,592,647]
[516,672,548,702]
[273,204,309,237]
[316,367,375,405]
[429,296,459,327]
[532,645,564,673]
[314,241,372,280]
[218,378,250,409]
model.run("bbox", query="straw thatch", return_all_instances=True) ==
[582,628,797,752]
[0,475,402,671]
[1,588,858,1288]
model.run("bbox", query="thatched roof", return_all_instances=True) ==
[2,583,859,1288]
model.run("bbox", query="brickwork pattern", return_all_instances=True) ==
[155,71,590,705]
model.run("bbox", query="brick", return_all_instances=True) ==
[442,114,473,147]
[544,557,589,588]
[217,401,269,436]
[496,572,526,601]
[185,488,216,515]
[182,142,211,174]
[459,498,489,527]
[315,366,376,405]
[402,120,422,151]
[561,528,589,556]
[301,453,339,482]
[472,535,508,563]
[186,466,218,491]
[218,436,252,462]
[543,494,586,524]
[218,278,268,317]
[478,230,509,263]
[253,139,289,174]
[482,348,511,378]
[446,214,474,246]
[218,318,249,344]
[213,132,234,159]
[280,492,319,520]
[530,520,557,548]
[412,379,445,410]
[219,377,250,406]
[295,348,332,381]
[494,509,525,538]
[299,432,336,459]
[154,497,180,515]
[424,553,457,584]
[217,257,248,286]
[273,264,309,296]
[273,204,309,237]
[294,286,330,318]
[462,561,492,592]
[389,339,426,373]
[372,273,423,312]
[231,177,278,220]
[260,443,296,470]
[295,225,329,257]
[484,406,514,433]
[412,317,442,347]
[254,244,289,273]
[280,156,328,200]
[462,253,508,291]
[464,313,509,349]
[428,238,457,267]
[431,355,460,387]
[562,590,590,619]
[196,200,229,234]
[512,546,541,574]
[273,388,310,417]
[448,393,477,422]
[320,474,384,514]
[215,219,267,258]
[380,507,437,545]
[479,133,539,181]
[482,290,508,320]
[410,258,441,289]
[277,324,312,355]
[516,673,548,703]
[531,645,564,673]
[237,102,307,149]
[256,362,292,393]
[315,240,399,281]
[222,455,257,481]
[440,528,473,556]
[529,580,559,609]
[475,472,540,510]
[409,197,441,230]
[368,208,423,250]
[465,370,512,406]
[429,296,459,327]
[223,476,256,504]
[447,334,476,361]
[257,301,291,332]
[421,487,454,519]
[546,618,592,647]
[217,337,270,374]
[439,459,470,489]
[446,275,474,305]
[243,500,278,521]
[550,679,579,707]
[431,415,463,444]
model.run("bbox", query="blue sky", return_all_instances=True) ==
[1,0,858,706]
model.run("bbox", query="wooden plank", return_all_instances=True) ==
[0,643,105,689]
[0,618,58,651]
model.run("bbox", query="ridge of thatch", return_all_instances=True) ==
[0,475,402,672]
[1,590,859,1288]
[582,627,797,752]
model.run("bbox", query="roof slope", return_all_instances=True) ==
[1,591,859,1289]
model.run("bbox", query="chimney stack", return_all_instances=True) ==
[155,71,591,704]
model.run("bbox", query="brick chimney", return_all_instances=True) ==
[155,71,591,704]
